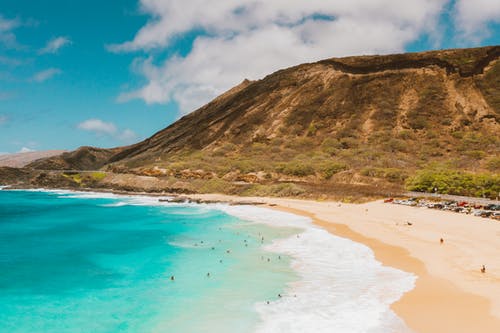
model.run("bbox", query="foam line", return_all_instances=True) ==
[218,205,416,333]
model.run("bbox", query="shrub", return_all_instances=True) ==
[275,161,315,177]
[485,156,500,172]
[284,137,315,151]
[321,162,348,180]
[90,172,107,181]
[405,168,500,198]
[320,138,342,155]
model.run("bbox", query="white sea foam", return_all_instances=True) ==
[218,205,416,333]
[16,189,416,332]
[99,202,128,207]
[24,188,174,205]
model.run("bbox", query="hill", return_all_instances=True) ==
[7,46,500,200]
[0,150,66,168]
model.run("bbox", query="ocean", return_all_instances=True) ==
[0,189,415,332]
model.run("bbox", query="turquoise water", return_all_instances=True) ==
[0,190,298,333]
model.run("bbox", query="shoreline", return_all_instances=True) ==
[3,188,500,332]
[187,194,500,333]
[271,204,500,333]
[2,188,413,332]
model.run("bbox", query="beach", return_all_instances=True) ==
[190,194,500,333]
[2,188,499,332]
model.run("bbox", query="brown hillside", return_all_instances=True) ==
[28,146,124,171]
[23,46,500,199]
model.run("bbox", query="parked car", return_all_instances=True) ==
[484,204,500,211]
[480,211,493,218]
[473,210,485,216]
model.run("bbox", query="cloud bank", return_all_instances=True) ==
[454,0,500,42]
[109,0,500,115]
[111,0,451,113]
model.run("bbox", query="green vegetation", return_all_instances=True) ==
[406,168,500,199]
[275,161,315,177]
[321,162,348,180]
[63,172,83,184]
[62,171,107,187]
[90,172,107,181]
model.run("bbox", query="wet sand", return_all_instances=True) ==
[189,194,500,333]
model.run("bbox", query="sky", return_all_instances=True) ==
[0,0,499,154]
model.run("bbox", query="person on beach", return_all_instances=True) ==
[440,238,444,244]
[481,265,486,273]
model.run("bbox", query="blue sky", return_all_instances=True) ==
[0,0,499,154]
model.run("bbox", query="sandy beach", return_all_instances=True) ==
[189,194,500,333]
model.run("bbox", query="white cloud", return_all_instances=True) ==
[117,129,137,142]
[77,118,137,143]
[18,147,35,153]
[39,36,72,54]
[0,14,21,49]
[78,119,117,135]
[111,0,449,114]
[0,15,19,31]
[30,68,62,82]
[454,0,500,42]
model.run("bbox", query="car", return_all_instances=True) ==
[473,210,484,216]
[429,203,444,209]
[480,211,493,218]
[484,204,500,211]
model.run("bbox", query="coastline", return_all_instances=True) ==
[3,187,500,332]
[188,193,500,333]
